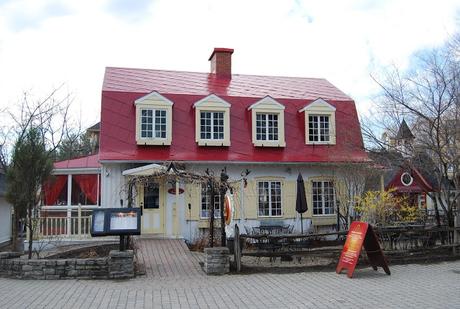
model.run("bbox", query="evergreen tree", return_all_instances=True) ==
[6,127,53,258]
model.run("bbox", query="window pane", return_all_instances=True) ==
[258,181,282,217]
[312,181,322,215]
[312,181,335,215]
[212,112,224,140]
[309,115,330,142]
[256,113,279,141]
[200,112,212,139]
[141,109,154,138]
[144,183,159,209]
[200,111,224,140]
[201,184,221,218]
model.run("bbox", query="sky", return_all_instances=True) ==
[0,0,459,129]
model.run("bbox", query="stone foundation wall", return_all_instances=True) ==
[0,250,134,280]
[204,247,229,275]
[109,250,134,279]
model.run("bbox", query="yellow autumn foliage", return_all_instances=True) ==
[355,189,423,225]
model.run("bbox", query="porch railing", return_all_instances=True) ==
[37,216,92,238]
[33,207,94,239]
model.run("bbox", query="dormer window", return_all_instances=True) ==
[194,94,231,146]
[141,109,166,139]
[299,98,336,145]
[200,111,224,140]
[249,96,285,147]
[256,113,279,141]
[135,91,173,145]
[308,115,330,142]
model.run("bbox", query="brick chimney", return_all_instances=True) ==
[209,48,234,77]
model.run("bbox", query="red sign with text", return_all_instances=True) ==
[336,221,390,278]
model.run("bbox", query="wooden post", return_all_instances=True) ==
[66,174,72,237]
[209,181,215,248]
[175,180,180,237]
[234,224,241,272]
[220,187,226,247]
[454,211,459,255]
[78,204,82,237]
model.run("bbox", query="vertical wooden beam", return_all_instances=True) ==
[175,180,180,237]
[77,204,82,238]
[234,224,241,272]
[220,187,226,247]
[67,174,72,237]
[209,181,214,247]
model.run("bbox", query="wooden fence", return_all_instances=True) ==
[232,224,460,272]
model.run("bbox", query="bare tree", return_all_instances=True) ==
[333,163,380,230]
[0,86,73,253]
[363,34,460,227]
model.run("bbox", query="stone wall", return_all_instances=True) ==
[204,247,229,275]
[0,250,134,280]
[108,250,134,279]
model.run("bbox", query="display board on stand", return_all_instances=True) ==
[336,221,391,278]
[91,208,141,251]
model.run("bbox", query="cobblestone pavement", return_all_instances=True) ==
[0,260,458,308]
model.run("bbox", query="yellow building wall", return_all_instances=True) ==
[185,176,339,226]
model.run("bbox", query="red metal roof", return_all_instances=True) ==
[385,167,434,193]
[54,154,101,169]
[100,77,368,163]
[103,67,352,101]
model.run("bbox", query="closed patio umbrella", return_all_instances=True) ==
[296,173,308,234]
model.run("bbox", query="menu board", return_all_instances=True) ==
[336,221,390,278]
[93,210,105,232]
[110,211,138,231]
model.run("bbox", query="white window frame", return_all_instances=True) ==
[200,184,221,219]
[299,98,336,145]
[140,108,167,139]
[257,180,283,217]
[308,114,330,142]
[135,91,173,145]
[312,180,336,216]
[255,113,279,141]
[200,111,225,141]
[194,94,231,146]
[249,96,286,147]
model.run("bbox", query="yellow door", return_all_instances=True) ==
[139,182,164,234]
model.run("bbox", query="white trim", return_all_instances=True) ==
[135,91,174,106]
[41,205,100,210]
[248,96,285,110]
[257,180,283,217]
[100,160,370,166]
[401,172,414,186]
[298,98,336,113]
[312,180,335,216]
[193,94,231,108]
[52,168,101,175]
[194,94,231,146]
[122,163,167,176]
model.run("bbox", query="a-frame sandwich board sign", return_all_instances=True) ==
[336,221,391,278]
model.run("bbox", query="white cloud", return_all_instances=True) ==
[0,0,459,128]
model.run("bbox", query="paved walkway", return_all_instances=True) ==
[136,239,203,279]
[0,241,458,308]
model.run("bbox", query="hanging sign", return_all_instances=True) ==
[336,221,390,278]
[167,187,184,195]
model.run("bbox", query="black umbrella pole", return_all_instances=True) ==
[301,213,303,234]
